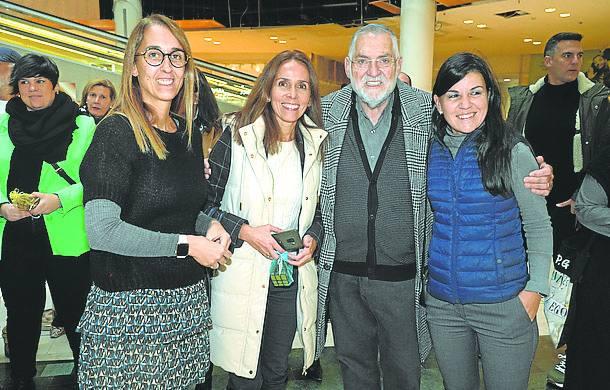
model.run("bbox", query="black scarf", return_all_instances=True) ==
[6,92,79,163]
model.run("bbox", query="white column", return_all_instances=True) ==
[113,0,142,37]
[400,0,436,91]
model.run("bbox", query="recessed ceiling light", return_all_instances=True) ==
[544,8,556,13]
[269,36,278,40]
[476,24,487,29]
[213,41,221,45]
[559,13,571,18]
[523,38,533,42]
[533,41,542,45]
[503,78,511,82]
[463,19,474,24]
[204,37,213,41]
[278,40,287,44]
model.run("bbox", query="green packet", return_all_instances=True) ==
[269,251,294,287]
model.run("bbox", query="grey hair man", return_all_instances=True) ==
[315,25,430,389]
[315,24,555,390]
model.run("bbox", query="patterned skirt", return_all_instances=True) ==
[77,280,212,389]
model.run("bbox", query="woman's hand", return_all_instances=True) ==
[518,290,542,321]
[187,235,232,269]
[239,223,284,260]
[288,234,317,267]
[206,220,231,251]
[0,203,31,222]
[29,192,61,216]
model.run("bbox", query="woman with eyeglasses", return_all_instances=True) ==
[78,14,231,388]
[0,53,95,390]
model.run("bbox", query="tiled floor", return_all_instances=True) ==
[0,338,563,389]
[0,295,561,389]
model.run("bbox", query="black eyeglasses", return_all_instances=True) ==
[135,48,189,68]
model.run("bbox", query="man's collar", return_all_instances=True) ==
[355,91,394,122]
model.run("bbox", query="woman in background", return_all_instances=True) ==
[79,78,116,123]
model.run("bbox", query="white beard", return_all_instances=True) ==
[350,75,397,109]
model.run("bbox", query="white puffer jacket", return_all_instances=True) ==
[209,115,327,378]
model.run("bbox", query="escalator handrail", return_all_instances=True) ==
[0,0,256,84]
[0,0,128,44]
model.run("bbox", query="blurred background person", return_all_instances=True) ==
[0,47,20,114]
[586,54,610,88]
[78,14,230,388]
[0,53,94,390]
[204,50,325,390]
[195,70,222,157]
[193,70,223,390]
[79,79,116,124]
[564,140,610,389]
[398,71,412,86]
[507,33,610,388]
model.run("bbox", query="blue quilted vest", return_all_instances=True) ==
[426,134,528,304]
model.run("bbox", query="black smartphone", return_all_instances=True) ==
[272,229,304,252]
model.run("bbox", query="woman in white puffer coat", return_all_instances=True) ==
[204,50,327,390]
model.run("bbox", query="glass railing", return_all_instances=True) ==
[0,0,255,108]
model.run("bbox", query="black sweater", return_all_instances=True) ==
[525,78,580,205]
[80,114,208,291]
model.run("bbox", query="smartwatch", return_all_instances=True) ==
[176,234,189,259]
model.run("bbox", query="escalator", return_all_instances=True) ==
[0,0,255,110]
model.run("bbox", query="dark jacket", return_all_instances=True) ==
[507,72,610,171]
[316,83,434,364]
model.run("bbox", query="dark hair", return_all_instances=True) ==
[195,70,221,137]
[544,32,582,57]
[603,48,610,61]
[233,50,323,155]
[432,52,521,197]
[9,54,59,94]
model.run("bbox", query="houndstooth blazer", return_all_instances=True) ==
[315,82,434,364]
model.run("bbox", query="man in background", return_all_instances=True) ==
[507,31,610,389]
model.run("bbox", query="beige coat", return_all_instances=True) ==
[209,115,327,378]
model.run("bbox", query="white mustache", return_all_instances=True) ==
[362,75,387,83]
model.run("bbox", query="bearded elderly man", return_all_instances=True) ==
[314,24,554,390]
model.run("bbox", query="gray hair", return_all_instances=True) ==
[347,24,400,60]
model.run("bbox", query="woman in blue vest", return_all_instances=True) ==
[425,52,553,390]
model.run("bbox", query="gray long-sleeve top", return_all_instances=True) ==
[444,132,553,295]
[85,199,212,256]
[575,175,610,237]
